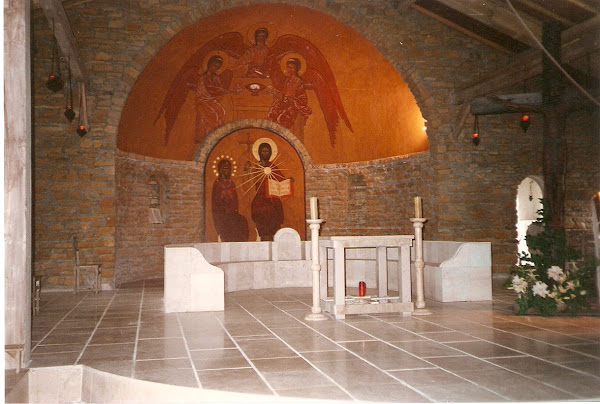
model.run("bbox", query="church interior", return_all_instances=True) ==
[4,0,600,402]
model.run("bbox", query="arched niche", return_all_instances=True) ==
[516,176,544,260]
[201,120,306,241]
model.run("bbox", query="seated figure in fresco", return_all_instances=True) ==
[156,30,352,147]
[212,159,249,242]
[233,28,270,79]
[189,55,241,143]
[267,58,312,132]
[249,143,286,241]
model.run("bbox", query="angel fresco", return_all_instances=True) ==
[154,26,353,147]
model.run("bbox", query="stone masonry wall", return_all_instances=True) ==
[115,151,203,286]
[31,0,599,287]
[307,153,435,238]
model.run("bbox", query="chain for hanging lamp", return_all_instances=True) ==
[76,82,89,137]
[64,56,75,122]
[46,19,64,93]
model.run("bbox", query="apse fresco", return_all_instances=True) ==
[155,24,352,148]
[204,129,305,242]
[118,4,429,164]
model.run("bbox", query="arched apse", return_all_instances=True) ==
[117,3,428,164]
[516,176,544,261]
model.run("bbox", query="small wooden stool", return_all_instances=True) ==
[5,344,24,373]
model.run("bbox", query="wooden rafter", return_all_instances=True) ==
[455,15,600,104]
[518,0,576,27]
[434,0,543,48]
[411,4,512,53]
[567,0,600,14]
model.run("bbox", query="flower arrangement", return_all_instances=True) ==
[508,200,597,316]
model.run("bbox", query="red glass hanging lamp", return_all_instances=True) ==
[520,114,531,133]
[46,20,64,93]
[64,57,76,122]
[472,115,481,146]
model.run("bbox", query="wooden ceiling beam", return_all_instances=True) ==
[567,0,600,14]
[434,0,542,48]
[34,0,86,82]
[410,4,512,53]
[455,16,600,104]
[517,0,576,27]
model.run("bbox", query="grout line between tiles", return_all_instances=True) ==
[74,293,118,365]
[213,313,280,396]
[31,294,91,353]
[287,295,510,402]
[234,308,357,401]
[356,315,584,399]
[175,312,204,388]
[130,282,146,378]
[417,313,600,376]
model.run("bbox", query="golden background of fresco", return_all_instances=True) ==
[118,3,428,164]
[205,129,305,242]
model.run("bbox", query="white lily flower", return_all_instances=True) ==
[532,281,549,298]
[547,266,563,281]
[511,276,528,294]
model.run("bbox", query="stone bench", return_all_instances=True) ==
[164,245,224,313]
[417,241,492,302]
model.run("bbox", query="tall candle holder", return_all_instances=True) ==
[411,217,431,315]
[305,218,328,321]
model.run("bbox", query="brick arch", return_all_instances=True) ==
[194,119,312,169]
[115,1,432,145]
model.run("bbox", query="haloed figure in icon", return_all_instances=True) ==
[249,142,285,241]
[267,57,312,129]
[212,159,249,242]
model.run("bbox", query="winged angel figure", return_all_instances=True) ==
[154,28,353,146]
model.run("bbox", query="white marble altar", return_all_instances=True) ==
[319,235,415,319]
[164,245,224,313]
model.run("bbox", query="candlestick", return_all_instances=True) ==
[305,218,328,321]
[310,197,318,220]
[414,196,422,218]
[411,217,431,315]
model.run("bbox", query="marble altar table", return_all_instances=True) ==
[319,235,414,319]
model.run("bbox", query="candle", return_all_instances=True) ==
[414,196,422,218]
[310,197,318,220]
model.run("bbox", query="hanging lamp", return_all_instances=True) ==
[472,115,480,146]
[64,57,76,122]
[520,114,531,132]
[76,82,88,137]
[46,20,64,93]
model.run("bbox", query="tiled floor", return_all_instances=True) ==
[17,279,600,402]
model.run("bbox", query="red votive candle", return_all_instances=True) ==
[358,281,366,297]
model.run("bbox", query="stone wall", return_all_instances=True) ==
[115,151,204,285]
[31,0,599,287]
